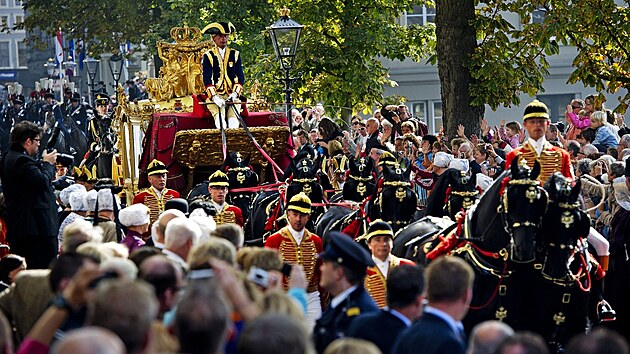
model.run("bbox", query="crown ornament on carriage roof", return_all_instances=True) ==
[170,24,203,43]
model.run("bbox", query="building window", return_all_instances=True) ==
[0,0,6,7]
[0,16,8,28]
[17,40,28,67]
[410,101,426,123]
[13,0,21,6]
[432,101,443,134]
[536,94,576,123]
[0,42,10,68]
[14,15,23,27]
[403,5,435,26]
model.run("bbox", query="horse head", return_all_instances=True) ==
[343,156,376,202]
[377,165,417,232]
[444,169,479,220]
[501,158,548,263]
[541,173,590,279]
[223,151,259,188]
[288,153,322,203]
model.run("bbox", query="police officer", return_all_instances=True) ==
[201,21,244,129]
[314,231,379,353]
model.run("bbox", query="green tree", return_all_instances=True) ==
[443,0,630,136]
[17,0,435,122]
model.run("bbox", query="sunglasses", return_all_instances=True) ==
[352,122,360,125]
[571,106,583,109]
[359,127,366,131]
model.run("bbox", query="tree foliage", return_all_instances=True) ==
[16,0,435,120]
[471,0,630,113]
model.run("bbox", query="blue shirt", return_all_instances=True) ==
[593,125,618,150]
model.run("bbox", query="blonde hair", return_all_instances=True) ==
[590,111,606,125]
[188,238,237,268]
[259,291,304,320]
[323,338,381,354]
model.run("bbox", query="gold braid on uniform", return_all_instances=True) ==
[215,205,236,225]
[364,256,403,308]
[277,228,319,292]
[515,142,564,182]
[143,189,175,224]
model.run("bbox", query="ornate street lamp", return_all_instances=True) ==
[108,53,124,91]
[268,8,303,145]
[84,56,100,106]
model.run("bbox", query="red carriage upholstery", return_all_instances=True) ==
[138,102,291,193]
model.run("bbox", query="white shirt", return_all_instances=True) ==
[372,255,390,279]
[527,136,547,156]
[218,47,226,59]
[151,186,163,199]
[287,225,305,245]
[330,285,358,309]
[162,249,188,271]
[209,200,225,214]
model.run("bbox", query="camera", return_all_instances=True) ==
[247,266,270,288]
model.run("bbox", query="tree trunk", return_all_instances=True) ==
[435,0,484,139]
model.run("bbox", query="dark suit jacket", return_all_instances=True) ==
[365,131,381,154]
[313,285,378,354]
[392,312,465,354]
[347,309,409,354]
[1,144,58,242]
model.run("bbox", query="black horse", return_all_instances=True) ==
[510,173,595,351]
[394,159,547,334]
[223,152,259,224]
[316,156,377,243]
[369,165,418,233]
[186,152,260,224]
[249,153,324,245]
[40,106,88,168]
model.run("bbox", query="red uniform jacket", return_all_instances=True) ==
[365,255,415,308]
[132,188,180,226]
[265,227,323,292]
[505,141,572,183]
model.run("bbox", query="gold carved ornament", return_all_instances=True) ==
[145,24,215,102]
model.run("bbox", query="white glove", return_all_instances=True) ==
[212,95,225,108]
[227,92,238,101]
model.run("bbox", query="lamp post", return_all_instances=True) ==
[108,53,124,92]
[84,56,99,106]
[268,8,303,146]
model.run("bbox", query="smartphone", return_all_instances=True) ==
[281,263,293,277]
[247,266,270,288]
[187,268,215,280]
